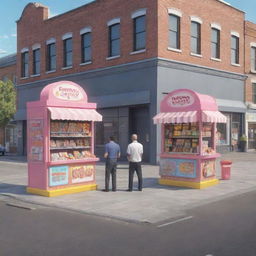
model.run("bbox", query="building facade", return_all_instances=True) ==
[0,54,20,153]
[15,0,249,163]
[245,21,256,151]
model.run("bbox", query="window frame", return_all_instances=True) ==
[32,48,40,75]
[190,21,201,55]
[217,114,230,146]
[81,32,92,63]
[211,28,220,59]
[63,37,73,68]
[46,43,56,72]
[21,51,29,78]
[251,46,256,72]
[133,15,146,52]
[109,23,120,57]
[231,34,239,65]
[252,83,256,104]
[169,14,181,50]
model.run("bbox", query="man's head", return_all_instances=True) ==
[131,134,137,141]
[109,136,115,141]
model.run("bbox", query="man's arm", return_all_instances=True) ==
[104,144,108,158]
[140,144,143,158]
[127,144,131,161]
[117,145,121,158]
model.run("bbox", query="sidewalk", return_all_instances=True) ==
[0,152,255,224]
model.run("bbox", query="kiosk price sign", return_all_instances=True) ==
[26,81,102,197]
[153,89,227,189]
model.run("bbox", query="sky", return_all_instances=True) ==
[0,0,256,57]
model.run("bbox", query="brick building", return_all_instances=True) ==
[0,54,19,153]
[0,53,16,83]
[15,0,249,162]
[244,21,256,150]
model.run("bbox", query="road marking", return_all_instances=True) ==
[157,216,193,228]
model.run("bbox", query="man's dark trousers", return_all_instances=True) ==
[105,158,117,191]
[128,162,142,191]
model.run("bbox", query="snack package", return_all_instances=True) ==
[51,153,60,161]
[50,139,56,148]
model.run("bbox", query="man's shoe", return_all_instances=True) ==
[126,189,132,192]
[102,189,109,192]
[112,189,116,192]
[138,189,142,191]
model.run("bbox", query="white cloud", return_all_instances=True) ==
[49,11,59,18]
[0,49,7,54]
[11,34,17,37]
[0,35,9,39]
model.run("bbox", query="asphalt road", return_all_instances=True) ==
[0,190,256,256]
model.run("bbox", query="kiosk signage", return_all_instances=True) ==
[168,91,195,107]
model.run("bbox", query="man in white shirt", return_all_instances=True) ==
[126,134,143,191]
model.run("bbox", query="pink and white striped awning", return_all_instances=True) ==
[153,111,198,124]
[202,111,227,123]
[48,107,102,121]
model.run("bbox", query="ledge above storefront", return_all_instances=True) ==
[216,99,247,113]
[14,109,27,121]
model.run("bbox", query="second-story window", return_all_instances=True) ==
[21,51,29,78]
[33,48,40,75]
[191,21,201,55]
[47,43,56,72]
[253,83,256,104]
[81,32,92,63]
[251,46,256,71]
[211,28,220,59]
[231,35,239,64]
[63,38,72,67]
[109,23,120,57]
[133,15,146,51]
[169,14,180,49]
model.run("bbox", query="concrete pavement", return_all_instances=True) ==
[0,152,256,224]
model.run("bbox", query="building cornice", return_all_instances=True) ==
[16,57,247,88]
[157,58,247,81]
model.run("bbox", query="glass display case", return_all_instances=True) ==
[50,121,95,162]
[163,122,214,155]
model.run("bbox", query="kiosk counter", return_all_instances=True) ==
[26,81,102,197]
[153,89,227,189]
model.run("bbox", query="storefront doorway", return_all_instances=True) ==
[248,123,256,150]
[95,105,150,162]
[129,106,150,162]
[5,122,18,153]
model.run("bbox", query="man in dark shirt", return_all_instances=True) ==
[103,136,121,192]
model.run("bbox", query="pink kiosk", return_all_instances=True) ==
[26,81,102,197]
[153,89,227,189]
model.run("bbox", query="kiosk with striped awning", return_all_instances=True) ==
[153,89,226,189]
[26,81,102,197]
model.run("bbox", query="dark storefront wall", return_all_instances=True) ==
[15,59,158,162]
[95,105,150,162]
[129,106,150,162]
[95,107,129,161]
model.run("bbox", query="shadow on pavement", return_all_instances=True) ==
[133,178,192,191]
[0,154,27,163]
[0,183,28,196]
